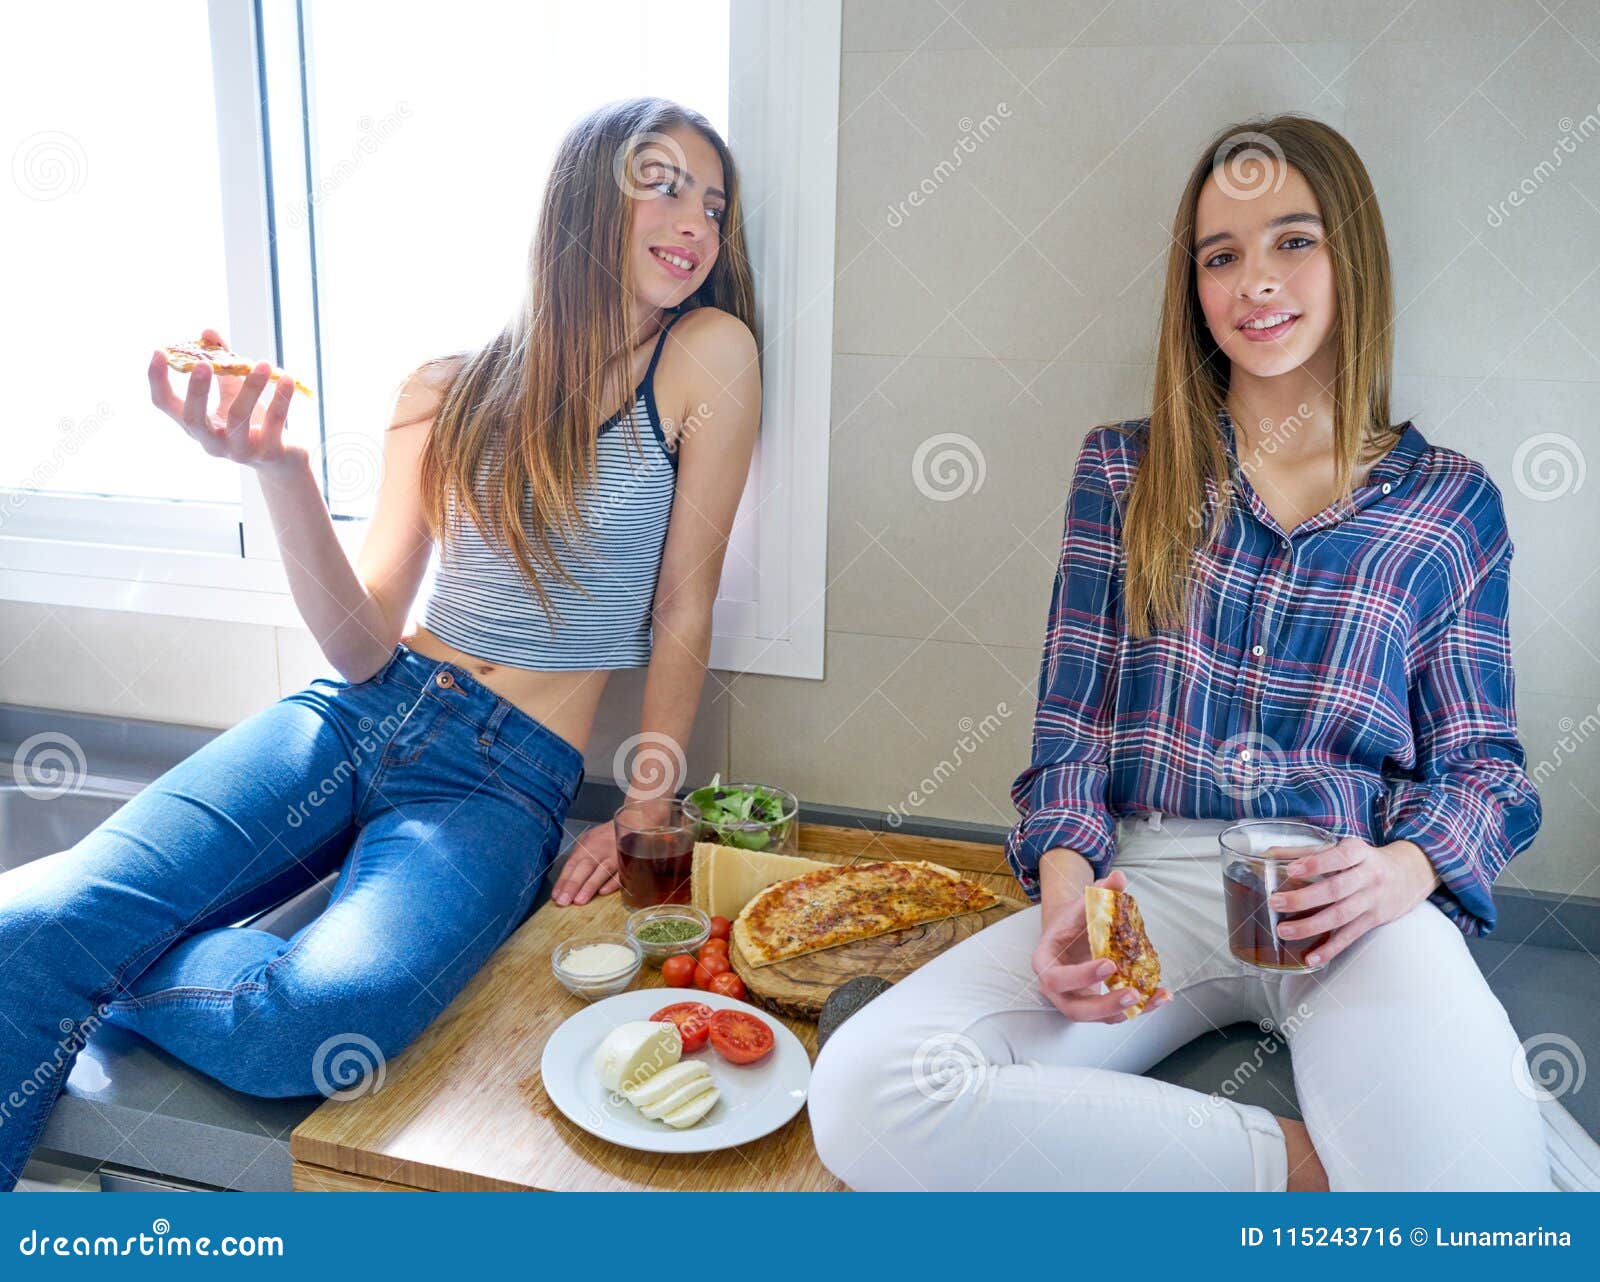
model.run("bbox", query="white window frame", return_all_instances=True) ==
[0,0,836,679]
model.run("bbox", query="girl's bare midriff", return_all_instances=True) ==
[398,623,610,756]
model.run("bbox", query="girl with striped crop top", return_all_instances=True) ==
[354,99,759,904]
[336,99,757,905]
[4,99,762,1180]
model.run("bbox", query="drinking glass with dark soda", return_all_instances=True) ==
[613,798,696,910]
[1218,820,1337,972]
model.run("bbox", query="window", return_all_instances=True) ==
[0,0,837,677]
[2,0,239,553]
[286,2,729,520]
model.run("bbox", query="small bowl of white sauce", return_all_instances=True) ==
[551,933,643,1001]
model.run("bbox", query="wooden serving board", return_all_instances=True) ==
[730,898,1025,1019]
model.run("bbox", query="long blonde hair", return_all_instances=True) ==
[409,98,758,620]
[1122,113,1401,638]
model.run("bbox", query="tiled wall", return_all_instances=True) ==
[4,1,1596,904]
[723,0,1600,903]
[0,601,729,795]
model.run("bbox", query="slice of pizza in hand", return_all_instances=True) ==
[160,337,314,398]
[1084,884,1162,1017]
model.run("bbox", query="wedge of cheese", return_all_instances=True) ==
[690,841,836,920]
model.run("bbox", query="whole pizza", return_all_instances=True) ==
[733,859,1000,968]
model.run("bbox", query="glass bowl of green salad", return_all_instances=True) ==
[683,776,800,857]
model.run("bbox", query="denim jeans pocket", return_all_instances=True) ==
[479,732,579,821]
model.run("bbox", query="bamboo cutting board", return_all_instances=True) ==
[730,896,1025,1019]
[289,823,1023,1191]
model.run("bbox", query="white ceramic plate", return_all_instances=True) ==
[540,988,811,1154]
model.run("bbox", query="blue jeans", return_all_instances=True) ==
[0,641,584,1189]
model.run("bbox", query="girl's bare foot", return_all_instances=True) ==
[1279,1115,1329,1191]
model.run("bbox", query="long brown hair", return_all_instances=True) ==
[1121,113,1401,638]
[409,98,758,620]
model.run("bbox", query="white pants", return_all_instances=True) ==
[808,813,1554,1192]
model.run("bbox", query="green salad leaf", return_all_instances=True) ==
[687,774,792,851]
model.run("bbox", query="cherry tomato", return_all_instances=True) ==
[708,915,732,941]
[708,1008,774,1064]
[693,952,733,989]
[698,938,729,959]
[708,971,746,1000]
[650,1001,714,1054]
[661,954,695,988]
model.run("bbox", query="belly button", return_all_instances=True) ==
[477,665,495,676]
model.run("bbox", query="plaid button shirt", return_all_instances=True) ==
[1005,407,1539,937]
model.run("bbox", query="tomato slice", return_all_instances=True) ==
[650,1001,714,1054]
[708,1008,774,1065]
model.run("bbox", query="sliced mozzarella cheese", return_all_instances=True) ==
[661,1085,720,1129]
[594,1020,681,1094]
[623,1060,710,1113]
[638,1070,718,1120]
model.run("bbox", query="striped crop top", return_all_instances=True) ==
[419,308,687,670]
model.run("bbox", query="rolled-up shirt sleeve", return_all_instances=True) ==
[1004,428,1123,898]
[1383,534,1541,937]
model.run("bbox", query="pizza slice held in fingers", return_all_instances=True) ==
[160,336,314,398]
[1084,883,1162,1017]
